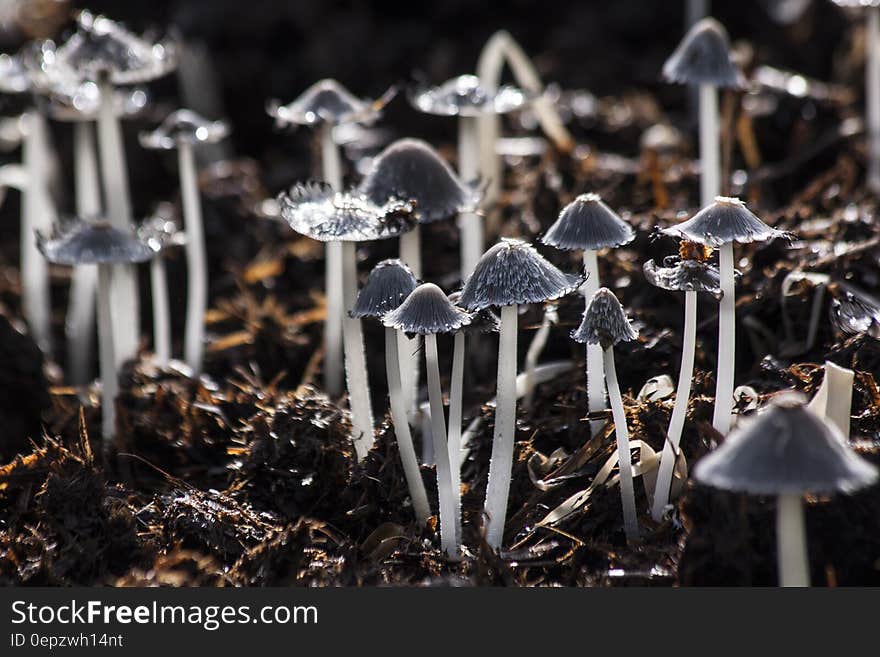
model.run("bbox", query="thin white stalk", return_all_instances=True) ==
[458,115,483,281]
[96,264,117,449]
[776,493,810,587]
[321,124,344,396]
[150,256,171,367]
[67,121,101,384]
[523,309,552,411]
[583,249,606,435]
[178,141,207,375]
[420,399,434,464]
[807,361,854,439]
[698,83,720,207]
[869,7,880,194]
[385,327,431,525]
[399,226,422,279]
[484,305,518,550]
[448,330,465,546]
[398,226,421,416]
[426,333,456,555]
[652,290,697,521]
[604,347,639,543]
[21,111,52,353]
[97,77,139,364]
[713,241,736,435]
[341,240,374,459]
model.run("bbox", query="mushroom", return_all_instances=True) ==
[643,243,723,521]
[37,219,154,451]
[140,109,230,375]
[278,182,415,459]
[661,196,787,436]
[571,287,640,543]
[541,193,635,434]
[458,238,580,549]
[409,75,534,279]
[268,79,395,397]
[384,282,472,555]
[662,17,745,205]
[693,394,878,586]
[352,259,430,526]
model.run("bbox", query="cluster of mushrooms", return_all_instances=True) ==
[1,8,878,586]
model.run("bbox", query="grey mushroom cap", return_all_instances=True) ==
[831,0,880,7]
[0,53,31,94]
[448,291,500,334]
[140,109,229,150]
[662,18,745,89]
[43,81,148,122]
[458,238,582,310]
[37,219,154,265]
[693,394,879,496]
[383,282,472,336]
[358,138,480,224]
[138,204,186,253]
[830,289,880,339]
[643,258,723,298]
[541,193,635,251]
[572,287,638,349]
[267,78,394,127]
[408,74,535,117]
[660,196,788,247]
[277,182,416,243]
[352,259,418,319]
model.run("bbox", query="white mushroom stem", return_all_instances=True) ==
[448,330,465,545]
[807,360,854,439]
[458,115,483,280]
[713,241,736,435]
[96,264,117,449]
[67,121,101,384]
[868,6,880,194]
[150,255,171,367]
[523,309,552,411]
[652,290,697,521]
[398,227,421,416]
[776,493,810,587]
[698,83,720,206]
[178,140,207,375]
[583,249,606,435]
[425,332,457,555]
[484,304,518,549]
[604,345,639,543]
[21,111,53,353]
[385,326,431,525]
[97,77,139,364]
[341,240,374,459]
[321,124,344,397]
[399,225,422,279]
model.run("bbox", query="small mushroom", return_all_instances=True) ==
[140,109,230,375]
[384,283,472,556]
[541,193,635,434]
[571,287,640,543]
[662,18,745,205]
[693,394,878,586]
[458,238,580,549]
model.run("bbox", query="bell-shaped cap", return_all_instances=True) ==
[37,219,154,265]
[660,196,788,247]
[448,291,500,334]
[408,74,535,117]
[458,238,581,310]
[267,78,395,128]
[383,282,472,336]
[541,193,635,251]
[0,53,32,94]
[43,80,148,122]
[140,109,230,150]
[693,394,878,495]
[572,287,638,349]
[352,259,417,319]
[138,203,186,253]
[277,182,415,243]
[662,18,745,89]
[358,138,480,223]
[643,257,723,298]
[829,287,880,339]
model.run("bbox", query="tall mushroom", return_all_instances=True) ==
[643,243,722,521]
[661,196,787,436]
[693,394,878,586]
[662,18,745,206]
[541,193,635,434]
[140,109,230,375]
[571,287,640,543]
[384,283,472,556]
[352,259,430,526]
[458,238,580,549]
[268,79,395,397]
